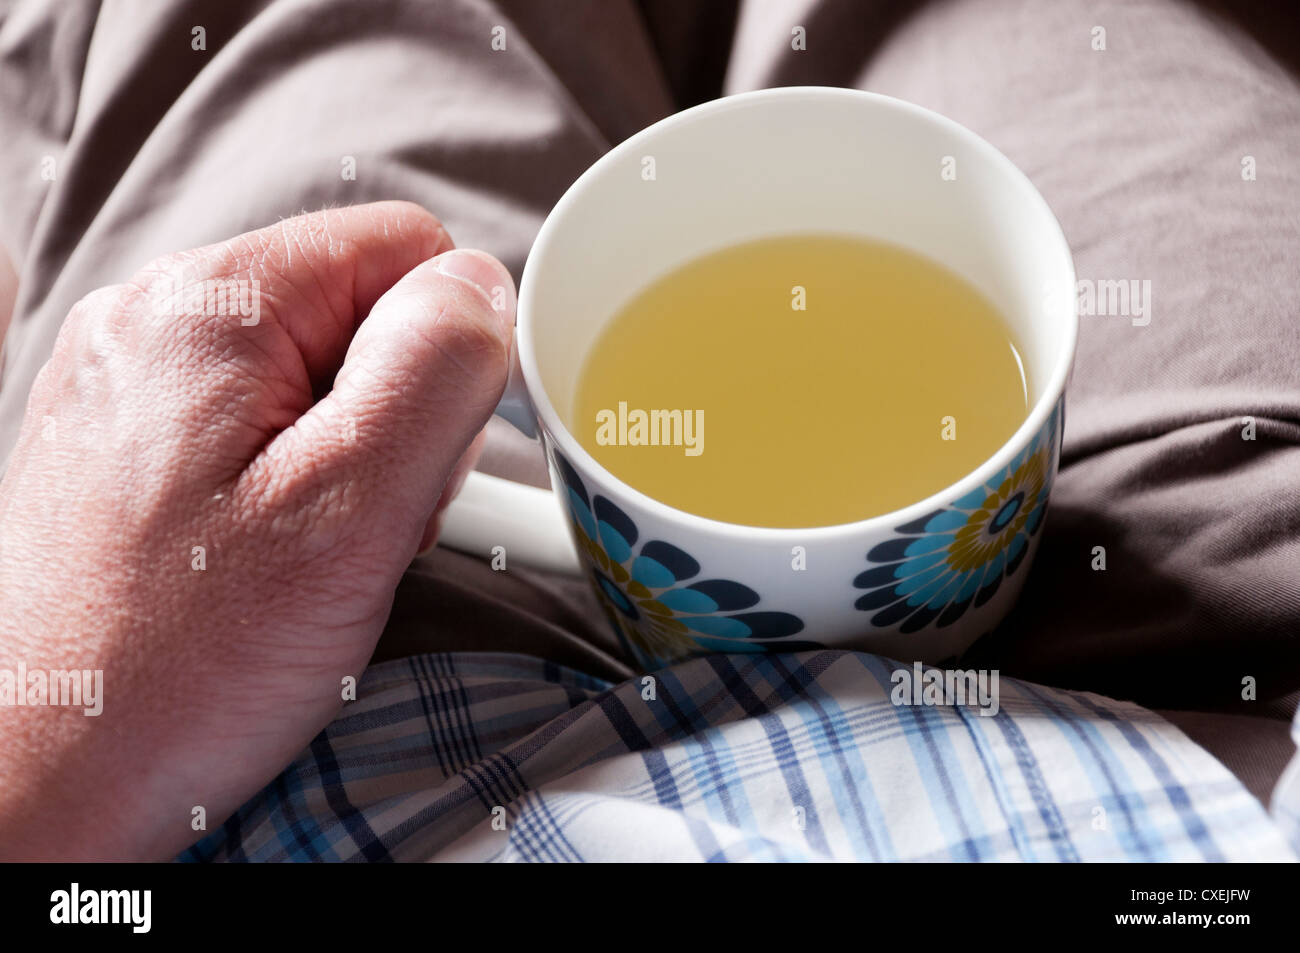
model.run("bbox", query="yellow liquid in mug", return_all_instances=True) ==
[573,234,1029,528]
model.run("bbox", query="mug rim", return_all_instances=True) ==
[516,85,1077,543]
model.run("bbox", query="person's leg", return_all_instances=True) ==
[863,0,1300,708]
[728,0,1300,707]
[725,0,1300,793]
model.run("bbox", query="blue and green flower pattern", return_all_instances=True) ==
[852,401,1062,633]
[552,452,811,669]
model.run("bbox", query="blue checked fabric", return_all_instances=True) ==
[182,651,1297,862]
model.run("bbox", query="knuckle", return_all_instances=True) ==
[127,247,257,360]
[52,284,138,363]
[68,283,134,319]
[27,356,59,404]
[129,249,201,299]
[63,284,136,333]
[129,247,246,323]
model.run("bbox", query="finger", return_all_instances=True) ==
[130,200,453,390]
[247,249,517,552]
[416,428,487,555]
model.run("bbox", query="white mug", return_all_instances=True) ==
[442,86,1076,671]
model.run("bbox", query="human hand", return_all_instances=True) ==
[0,201,515,860]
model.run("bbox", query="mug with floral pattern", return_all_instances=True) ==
[478,88,1076,670]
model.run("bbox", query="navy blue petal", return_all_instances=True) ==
[593,496,637,549]
[973,571,1003,607]
[899,604,944,634]
[1004,535,1030,577]
[1026,503,1047,536]
[871,599,923,628]
[894,509,947,535]
[639,540,700,581]
[725,611,804,638]
[855,587,902,611]
[750,639,823,653]
[936,596,973,628]
[853,563,906,589]
[866,537,914,563]
[684,579,759,611]
[691,636,824,654]
[553,453,589,504]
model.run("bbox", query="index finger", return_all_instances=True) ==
[129,200,454,389]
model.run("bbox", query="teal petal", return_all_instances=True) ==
[957,570,983,602]
[907,571,954,608]
[597,521,632,563]
[567,488,597,540]
[683,616,751,638]
[690,636,766,654]
[895,562,949,597]
[597,574,634,614]
[904,534,956,557]
[1025,505,1045,534]
[923,510,969,532]
[980,550,1007,587]
[895,549,949,579]
[631,555,675,588]
[954,486,990,510]
[926,572,967,611]
[658,588,717,614]
[986,465,1012,494]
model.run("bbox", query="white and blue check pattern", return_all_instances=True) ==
[182,651,1298,862]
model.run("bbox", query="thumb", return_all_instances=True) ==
[248,248,517,552]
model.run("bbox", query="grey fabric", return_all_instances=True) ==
[0,0,1297,796]
[1159,697,1300,805]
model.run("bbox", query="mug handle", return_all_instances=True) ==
[492,346,538,438]
[435,345,582,575]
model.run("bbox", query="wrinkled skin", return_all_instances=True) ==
[0,202,516,860]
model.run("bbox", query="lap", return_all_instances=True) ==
[3,0,1297,718]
